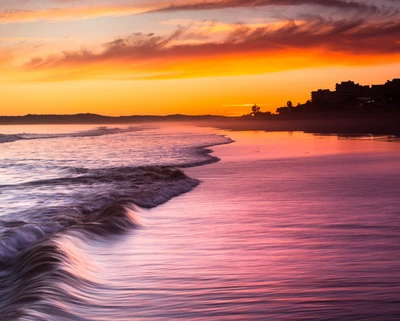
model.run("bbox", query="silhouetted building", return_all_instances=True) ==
[311,89,333,104]
[371,84,385,98]
[282,77,399,115]
[335,81,370,102]
[369,78,400,108]
[385,78,400,97]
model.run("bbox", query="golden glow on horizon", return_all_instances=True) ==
[7,48,400,83]
[1,62,399,117]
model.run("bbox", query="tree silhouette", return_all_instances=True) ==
[251,104,261,116]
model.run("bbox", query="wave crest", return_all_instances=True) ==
[0,166,199,265]
[0,126,141,144]
[0,202,141,320]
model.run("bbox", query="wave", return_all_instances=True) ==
[0,202,140,320]
[0,126,141,144]
[0,166,199,265]
[0,166,198,319]
[0,131,234,319]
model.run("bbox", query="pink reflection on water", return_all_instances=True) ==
[214,130,400,162]
[11,129,400,320]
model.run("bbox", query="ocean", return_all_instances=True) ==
[0,124,399,320]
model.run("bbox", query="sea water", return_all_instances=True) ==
[0,126,399,320]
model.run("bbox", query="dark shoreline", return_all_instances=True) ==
[1,111,399,136]
[198,112,400,137]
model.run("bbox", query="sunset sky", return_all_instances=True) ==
[1,0,399,116]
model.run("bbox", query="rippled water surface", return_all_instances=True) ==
[1,126,400,320]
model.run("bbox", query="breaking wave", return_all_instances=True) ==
[0,126,233,320]
[0,166,199,265]
[0,202,141,320]
[0,166,200,319]
[0,126,141,144]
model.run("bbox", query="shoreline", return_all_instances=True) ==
[193,112,400,136]
[1,111,399,136]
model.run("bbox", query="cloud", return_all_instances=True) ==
[1,0,398,24]
[0,4,154,23]
[20,16,400,81]
[153,0,391,15]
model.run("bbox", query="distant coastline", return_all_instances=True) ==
[2,77,399,136]
[1,111,400,137]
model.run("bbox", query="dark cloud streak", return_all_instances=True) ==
[152,0,390,15]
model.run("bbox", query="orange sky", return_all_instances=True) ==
[1,0,399,116]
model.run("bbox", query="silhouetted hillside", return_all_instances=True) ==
[1,111,399,136]
[0,113,226,125]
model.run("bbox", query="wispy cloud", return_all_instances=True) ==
[0,5,153,23]
[17,15,399,81]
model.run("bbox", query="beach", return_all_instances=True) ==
[1,126,400,320]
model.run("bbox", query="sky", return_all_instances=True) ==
[1,0,400,116]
